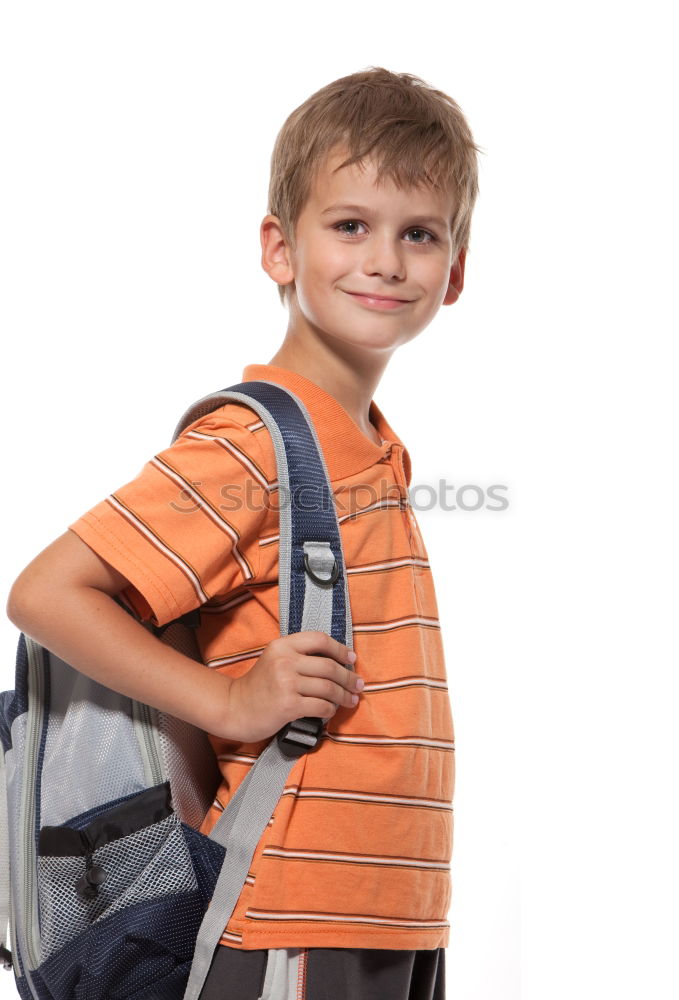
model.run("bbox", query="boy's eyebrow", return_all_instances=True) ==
[320,202,449,228]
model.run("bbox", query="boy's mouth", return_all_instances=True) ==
[343,289,412,305]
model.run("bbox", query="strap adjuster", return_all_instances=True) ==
[277,717,325,758]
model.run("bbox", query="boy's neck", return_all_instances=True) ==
[267,340,392,446]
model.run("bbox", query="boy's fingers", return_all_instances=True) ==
[295,656,363,692]
[339,662,364,690]
[300,674,360,711]
[296,630,356,665]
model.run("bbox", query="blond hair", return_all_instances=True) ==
[267,66,482,307]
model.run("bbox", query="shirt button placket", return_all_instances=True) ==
[387,444,413,548]
[390,444,427,560]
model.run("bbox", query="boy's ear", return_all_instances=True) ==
[442,246,466,306]
[260,214,295,289]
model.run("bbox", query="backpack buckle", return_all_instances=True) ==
[277,717,325,758]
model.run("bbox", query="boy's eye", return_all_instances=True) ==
[333,221,436,244]
[334,220,366,237]
[406,228,435,244]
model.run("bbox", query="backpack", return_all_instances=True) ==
[0,379,353,1000]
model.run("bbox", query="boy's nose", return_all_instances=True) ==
[361,240,406,281]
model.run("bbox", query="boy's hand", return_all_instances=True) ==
[216,631,363,744]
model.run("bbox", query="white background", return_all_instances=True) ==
[1,2,677,998]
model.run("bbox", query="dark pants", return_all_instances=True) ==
[198,943,446,1000]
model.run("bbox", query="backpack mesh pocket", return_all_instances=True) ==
[34,780,225,1000]
[38,807,197,960]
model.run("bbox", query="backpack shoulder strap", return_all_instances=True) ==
[179,379,356,1000]
[173,379,353,650]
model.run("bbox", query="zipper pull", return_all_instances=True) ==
[75,853,108,901]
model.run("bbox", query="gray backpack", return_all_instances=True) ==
[0,379,354,1000]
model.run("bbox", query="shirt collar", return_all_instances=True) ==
[241,363,411,485]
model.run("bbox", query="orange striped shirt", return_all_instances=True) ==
[68,362,455,952]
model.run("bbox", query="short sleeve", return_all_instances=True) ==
[68,408,271,628]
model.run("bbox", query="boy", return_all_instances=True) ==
[7,66,479,999]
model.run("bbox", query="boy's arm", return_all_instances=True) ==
[6,529,235,738]
[6,531,362,744]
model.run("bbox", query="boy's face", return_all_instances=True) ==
[266,145,465,360]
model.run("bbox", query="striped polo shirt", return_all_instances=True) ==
[68,362,456,952]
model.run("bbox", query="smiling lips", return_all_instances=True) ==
[344,290,412,305]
